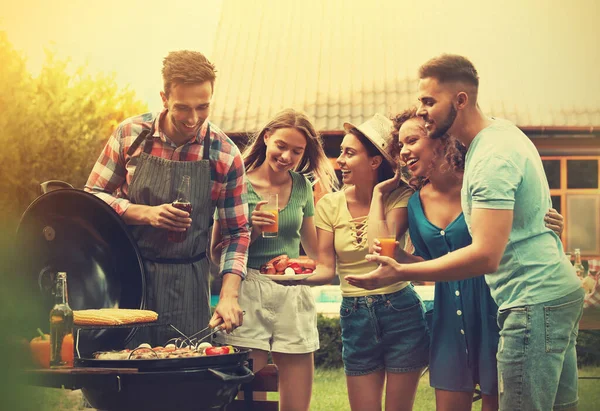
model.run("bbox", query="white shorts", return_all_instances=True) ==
[215,269,320,354]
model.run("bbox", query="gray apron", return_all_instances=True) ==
[126,120,212,347]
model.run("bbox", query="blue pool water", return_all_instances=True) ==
[210,286,344,307]
[210,285,434,312]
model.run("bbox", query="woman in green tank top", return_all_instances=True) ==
[211,109,337,411]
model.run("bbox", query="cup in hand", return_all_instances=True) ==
[262,194,279,238]
[375,220,397,258]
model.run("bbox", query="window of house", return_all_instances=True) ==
[567,159,599,189]
[543,159,561,189]
[551,195,562,214]
[543,156,600,258]
[566,194,600,254]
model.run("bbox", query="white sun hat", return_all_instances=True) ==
[343,113,395,166]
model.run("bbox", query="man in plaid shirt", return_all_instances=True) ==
[85,51,249,342]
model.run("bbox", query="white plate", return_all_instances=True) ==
[262,273,315,281]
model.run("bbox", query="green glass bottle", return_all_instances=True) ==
[574,249,586,279]
[50,272,74,367]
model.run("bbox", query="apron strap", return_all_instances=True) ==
[127,122,156,157]
[203,124,211,160]
[144,252,207,265]
[203,124,214,228]
[128,122,210,159]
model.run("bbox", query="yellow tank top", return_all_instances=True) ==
[315,187,413,297]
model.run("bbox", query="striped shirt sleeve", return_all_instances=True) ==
[216,146,250,279]
[84,124,132,215]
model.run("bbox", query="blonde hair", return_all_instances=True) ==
[162,50,217,96]
[242,109,338,193]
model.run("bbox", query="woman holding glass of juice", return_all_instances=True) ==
[303,114,429,411]
[210,109,337,411]
[259,193,280,238]
[366,108,565,411]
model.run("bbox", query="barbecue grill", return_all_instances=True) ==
[19,184,254,410]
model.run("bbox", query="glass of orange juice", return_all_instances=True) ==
[375,220,397,258]
[262,194,279,238]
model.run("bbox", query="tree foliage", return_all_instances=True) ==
[0,31,147,229]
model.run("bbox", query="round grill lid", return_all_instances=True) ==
[16,188,145,352]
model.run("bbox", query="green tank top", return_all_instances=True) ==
[246,171,315,269]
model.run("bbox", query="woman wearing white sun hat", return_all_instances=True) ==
[304,113,429,411]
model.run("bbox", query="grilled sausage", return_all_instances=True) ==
[265,254,288,266]
[287,258,316,270]
[274,256,290,272]
[260,263,276,274]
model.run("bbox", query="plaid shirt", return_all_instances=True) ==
[85,111,250,279]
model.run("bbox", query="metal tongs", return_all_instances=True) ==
[194,324,223,344]
[169,311,245,347]
[194,310,246,343]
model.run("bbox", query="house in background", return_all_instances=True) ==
[209,0,600,259]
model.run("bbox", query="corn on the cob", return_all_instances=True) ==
[73,309,158,326]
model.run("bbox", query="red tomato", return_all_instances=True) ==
[288,262,303,274]
[204,346,231,356]
[301,268,313,274]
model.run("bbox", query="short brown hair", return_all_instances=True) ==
[418,54,479,88]
[162,50,217,96]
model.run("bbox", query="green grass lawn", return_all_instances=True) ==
[282,366,600,411]
[19,366,600,410]
[301,367,436,411]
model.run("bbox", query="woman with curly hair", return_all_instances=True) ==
[364,109,564,411]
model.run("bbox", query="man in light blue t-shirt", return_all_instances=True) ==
[346,54,583,411]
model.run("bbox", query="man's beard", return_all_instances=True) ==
[430,104,457,140]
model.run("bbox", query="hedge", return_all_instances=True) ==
[313,314,600,369]
[577,329,600,366]
[314,314,343,368]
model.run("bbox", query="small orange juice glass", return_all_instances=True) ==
[378,237,397,258]
[262,194,279,238]
[375,220,397,258]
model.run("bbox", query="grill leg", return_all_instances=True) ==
[473,387,482,402]
[243,359,255,411]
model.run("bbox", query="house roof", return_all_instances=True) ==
[209,0,600,133]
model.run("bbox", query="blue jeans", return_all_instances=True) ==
[497,287,584,410]
[339,284,430,376]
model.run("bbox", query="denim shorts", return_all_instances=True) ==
[497,287,584,410]
[339,284,430,376]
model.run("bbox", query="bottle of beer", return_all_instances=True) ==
[573,248,586,279]
[50,272,74,367]
[168,175,192,243]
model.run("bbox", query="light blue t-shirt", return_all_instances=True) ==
[461,119,581,310]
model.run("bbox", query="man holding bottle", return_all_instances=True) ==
[85,50,250,345]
